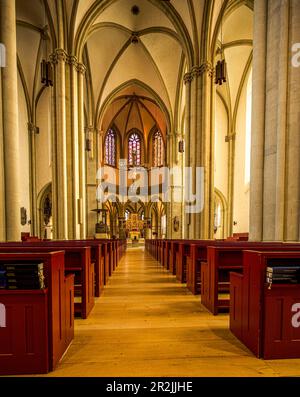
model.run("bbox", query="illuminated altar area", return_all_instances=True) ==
[125,213,145,242]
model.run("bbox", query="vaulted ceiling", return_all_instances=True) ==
[15,0,253,139]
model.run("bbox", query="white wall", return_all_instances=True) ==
[232,73,251,233]
[17,75,31,233]
[36,89,52,196]
[0,70,5,240]
[214,94,228,200]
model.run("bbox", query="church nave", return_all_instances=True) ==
[42,247,300,378]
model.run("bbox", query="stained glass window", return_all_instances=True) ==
[153,130,164,167]
[105,129,116,166]
[128,132,141,166]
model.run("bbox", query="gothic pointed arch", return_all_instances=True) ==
[149,127,165,167]
[104,127,117,166]
[127,129,144,166]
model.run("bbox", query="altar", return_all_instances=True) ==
[125,213,145,244]
[129,231,140,240]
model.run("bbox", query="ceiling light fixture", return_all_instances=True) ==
[215,0,227,86]
[131,5,140,15]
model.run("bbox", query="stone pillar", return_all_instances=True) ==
[202,63,215,240]
[169,131,184,239]
[78,63,87,238]
[274,0,289,241]
[285,0,300,241]
[227,133,236,237]
[183,72,192,238]
[166,132,172,238]
[27,122,38,236]
[118,217,126,239]
[249,0,300,242]
[189,67,198,239]
[192,63,214,240]
[249,0,267,241]
[50,49,68,239]
[67,56,79,239]
[0,0,21,241]
[0,69,5,240]
[144,217,151,239]
[157,217,161,238]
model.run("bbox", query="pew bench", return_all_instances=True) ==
[0,245,94,319]
[230,250,300,359]
[202,243,300,315]
[0,251,74,375]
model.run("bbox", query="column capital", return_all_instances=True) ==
[183,72,193,85]
[188,63,214,79]
[85,126,95,134]
[68,54,78,67]
[191,66,202,78]
[27,122,39,134]
[225,133,236,142]
[76,62,86,75]
[49,48,68,64]
[200,61,214,78]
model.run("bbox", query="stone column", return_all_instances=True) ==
[227,133,236,237]
[157,217,161,238]
[118,217,126,239]
[77,62,87,238]
[249,0,267,241]
[193,63,214,240]
[68,56,80,239]
[249,0,300,242]
[189,67,199,239]
[166,132,172,238]
[50,49,68,239]
[0,69,5,240]
[144,217,151,239]
[183,72,192,238]
[285,0,300,241]
[0,0,21,241]
[27,122,38,236]
[274,0,289,241]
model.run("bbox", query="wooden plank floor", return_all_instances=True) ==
[45,246,300,377]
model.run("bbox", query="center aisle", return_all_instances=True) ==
[47,246,299,377]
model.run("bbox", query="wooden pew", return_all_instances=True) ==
[0,244,94,319]
[157,240,162,262]
[168,240,182,275]
[202,243,300,315]
[161,240,167,268]
[186,241,216,294]
[1,239,107,296]
[0,251,74,374]
[175,240,199,283]
[230,250,300,359]
[51,240,106,294]
[226,233,249,242]
[163,240,173,270]
[184,239,227,295]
